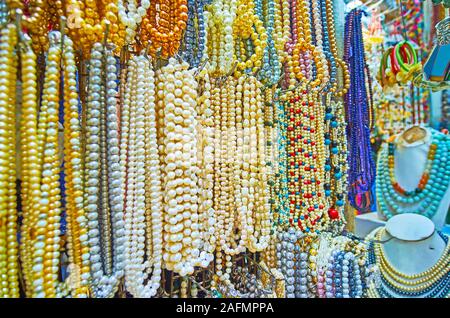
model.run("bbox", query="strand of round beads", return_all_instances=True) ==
[140,0,188,58]
[264,88,276,225]
[243,75,271,252]
[117,0,151,44]
[65,0,125,56]
[0,23,19,298]
[85,42,125,298]
[182,0,208,68]
[322,94,348,223]
[7,1,53,52]
[255,0,281,85]
[324,0,349,97]
[232,0,267,77]
[122,55,163,297]
[310,0,330,90]
[205,0,237,76]
[376,130,450,219]
[273,89,289,226]
[0,1,8,24]
[368,228,450,298]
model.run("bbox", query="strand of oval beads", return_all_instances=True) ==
[213,77,244,259]
[195,66,216,267]
[0,23,19,298]
[157,58,201,277]
[18,34,40,298]
[31,32,63,298]
[61,35,90,297]
[85,42,125,298]
[122,55,163,297]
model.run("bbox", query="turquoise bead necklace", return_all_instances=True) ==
[376,129,450,220]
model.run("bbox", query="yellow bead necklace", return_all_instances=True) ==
[0,23,19,298]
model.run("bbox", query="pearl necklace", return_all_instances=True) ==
[182,0,208,68]
[61,34,90,298]
[232,0,267,77]
[121,55,163,297]
[367,228,450,298]
[85,42,125,298]
[139,0,188,58]
[0,23,19,298]
[195,66,216,267]
[65,0,125,56]
[205,0,237,76]
[156,58,202,277]
[18,31,87,298]
[117,0,151,44]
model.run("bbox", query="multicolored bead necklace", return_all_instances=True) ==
[376,129,450,220]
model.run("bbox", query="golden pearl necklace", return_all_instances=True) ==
[0,23,19,298]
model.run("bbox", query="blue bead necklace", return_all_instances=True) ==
[376,129,450,220]
[254,0,281,85]
[182,0,208,67]
[344,9,376,213]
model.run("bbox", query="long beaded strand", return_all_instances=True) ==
[0,23,19,298]
[344,9,376,213]
[85,42,125,298]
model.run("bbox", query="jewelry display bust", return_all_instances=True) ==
[376,126,450,230]
[367,214,450,298]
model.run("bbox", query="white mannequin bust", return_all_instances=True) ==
[368,214,447,275]
[377,126,450,230]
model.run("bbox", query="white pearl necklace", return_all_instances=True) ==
[212,75,272,288]
[122,54,163,297]
[118,0,151,44]
[85,42,125,298]
[195,66,216,267]
[157,58,202,277]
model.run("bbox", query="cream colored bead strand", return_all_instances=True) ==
[158,58,201,277]
[195,67,216,268]
[118,0,151,44]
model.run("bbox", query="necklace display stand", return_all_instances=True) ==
[369,214,446,274]
[355,126,450,237]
